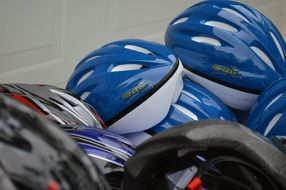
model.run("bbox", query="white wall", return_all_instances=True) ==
[0,0,285,87]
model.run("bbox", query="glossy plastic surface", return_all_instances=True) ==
[124,78,236,146]
[248,78,286,137]
[0,83,104,127]
[0,95,110,190]
[66,39,181,131]
[65,126,135,166]
[165,0,286,109]
[149,78,237,133]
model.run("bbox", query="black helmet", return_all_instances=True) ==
[124,120,286,190]
[0,95,110,190]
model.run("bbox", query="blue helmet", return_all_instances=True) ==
[248,78,286,138]
[64,125,135,189]
[64,125,135,166]
[124,77,237,146]
[165,0,286,110]
[66,39,184,134]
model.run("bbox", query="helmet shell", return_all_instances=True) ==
[64,125,135,167]
[248,78,286,137]
[0,83,104,127]
[165,0,286,110]
[124,77,236,146]
[66,39,184,134]
[0,95,110,190]
[124,120,286,190]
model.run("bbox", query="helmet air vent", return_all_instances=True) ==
[124,45,153,55]
[111,64,143,72]
[270,32,285,61]
[251,46,275,71]
[173,104,198,120]
[80,92,90,100]
[204,21,238,32]
[191,36,222,46]
[264,113,282,136]
[172,17,188,25]
[222,8,250,23]
[77,70,94,86]
[265,93,283,110]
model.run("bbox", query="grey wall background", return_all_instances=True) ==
[0,0,285,87]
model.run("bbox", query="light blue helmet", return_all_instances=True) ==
[248,78,286,138]
[66,39,184,134]
[124,77,237,146]
[165,0,286,110]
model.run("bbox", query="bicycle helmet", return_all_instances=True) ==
[0,83,104,127]
[66,39,184,134]
[63,125,135,189]
[0,94,110,190]
[123,77,236,146]
[124,120,286,190]
[248,78,286,137]
[165,0,286,110]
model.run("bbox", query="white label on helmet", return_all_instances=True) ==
[204,21,238,32]
[77,70,94,86]
[172,17,188,25]
[251,46,275,71]
[191,36,222,46]
[173,104,198,120]
[124,45,153,55]
[264,113,283,136]
[111,64,143,72]
[222,8,250,23]
[265,93,283,111]
[270,32,285,62]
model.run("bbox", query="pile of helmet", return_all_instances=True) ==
[1,1,286,190]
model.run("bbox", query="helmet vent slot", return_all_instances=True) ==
[265,93,283,110]
[173,104,198,120]
[222,8,250,23]
[172,17,188,25]
[77,70,94,86]
[85,56,101,63]
[264,113,282,136]
[111,64,143,72]
[204,21,238,32]
[270,32,285,61]
[80,92,90,100]
[251,46,275,71]
[191,36,221,46]
[124,45,153,55]
[182,90,201,103]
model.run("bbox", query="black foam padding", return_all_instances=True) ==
[124,120,286,190]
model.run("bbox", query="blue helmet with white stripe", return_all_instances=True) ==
[248,78,286,138]
[124,77,237,146]
[165,0,286,110]
[66,39,183,134]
